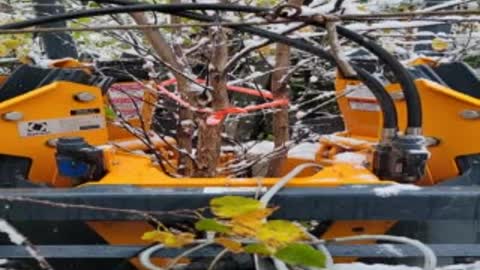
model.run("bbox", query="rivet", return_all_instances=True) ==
[74,92,96,102]
[460,110,480,120]
[2,111,23,121]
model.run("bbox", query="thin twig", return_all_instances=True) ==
[0,219,54,270]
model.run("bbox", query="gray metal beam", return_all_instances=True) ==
[0,244,478,258]
[0,184,479,221]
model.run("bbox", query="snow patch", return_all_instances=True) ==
[245,141,320,160]
[0,220,24,245]
[246,141,274,155]
[296,111,307,119]
[334,152,367,165]
[374,184,422,198]
[288,142,321,160]
[347,21,442,31]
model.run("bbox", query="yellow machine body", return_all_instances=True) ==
[336,76,480,185]
[0,81,108,186]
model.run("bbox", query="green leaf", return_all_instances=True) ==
[210,196,262,218]
[244,243,273,256]
[105,106,117,120]
[274,243,326,268]
[195,218,231,233]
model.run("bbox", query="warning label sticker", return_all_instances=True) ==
[345,84,382,112]
[346,84,376,100]
[349,101,381,112]
[18,115,105,137]
[108,83,145,120]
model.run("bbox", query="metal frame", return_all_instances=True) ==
[0,184,479,221]
[1,244,480,258]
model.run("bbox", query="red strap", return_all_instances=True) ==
[113,79,289,126]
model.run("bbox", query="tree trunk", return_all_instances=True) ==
[130,12,195,176]
[267,0,304,177]
[194,28,229,177]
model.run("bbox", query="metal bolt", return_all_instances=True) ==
[425,137,441,147]
[2,111,23,121]
[74,92,96,102]
[460,110,480,120]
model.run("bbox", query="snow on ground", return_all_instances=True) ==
[246,141,320,160]
[287,142,320,160]
[333,152,367,165]
[334,262,480,270]
[374,184,422,198]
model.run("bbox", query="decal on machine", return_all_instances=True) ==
[346,84,381,112]
[108,83,145,120]
[18,115,105,137]
[349,101,381,112]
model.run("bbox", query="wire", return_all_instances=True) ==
[260,162,323,206]
[259,163,331,270]
[354,67,398,130]
[139,244,165,270]
[329,235,437,270]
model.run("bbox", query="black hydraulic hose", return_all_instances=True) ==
[0,3,269,30]
[335,26,422,132]
[354,67,398,130]
[0,3,398,132]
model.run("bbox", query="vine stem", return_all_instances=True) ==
[260,163,323,206]
[139,242,214,270]
[0,219,54,270]
[207,248,229,270]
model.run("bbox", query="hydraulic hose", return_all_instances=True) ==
[0,2,399,133]
[354,67,398,131]
[335,26,422,133]
[0,4,269,30]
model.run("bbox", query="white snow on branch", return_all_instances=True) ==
[0,219,25,245]
[347,21,444,31]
